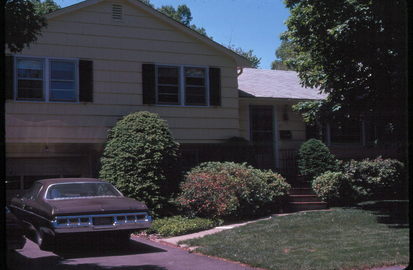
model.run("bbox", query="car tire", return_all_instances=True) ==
[35,228,54,251]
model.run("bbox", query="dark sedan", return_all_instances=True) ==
[6,206,26,250]
[9,178,152,251]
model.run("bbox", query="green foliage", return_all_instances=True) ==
[227,45,261,68]
[157,4,192,26]
[312,171,353,205]
[343,157,405,201]
[177,162,290,219]
[312,157,405,204]
[282,0,407,143]
[153,2,212,39]
[99,111,180,216]
[271,40,296,70]
[292,100,323,126]
[6,0,47,53]
[146,216,221,237]
[297,139,339,180]
[32,0,59,15]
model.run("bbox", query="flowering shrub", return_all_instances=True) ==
[312,171,354,205]
[176,162,290,219]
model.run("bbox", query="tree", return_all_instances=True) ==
[99,112,181,216]
[32,0,60,16]
[282,0,407,146]
[271,40,296,70]
[6,0,46,53]
[227,45,261,68]
[5,0,60,53]
[156,4,211,39]
[158,5,192,26]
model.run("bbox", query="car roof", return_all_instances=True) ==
[36,178,106,186]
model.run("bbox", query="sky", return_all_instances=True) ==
[54,0,290,69]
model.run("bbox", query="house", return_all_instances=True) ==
[5,0,398,195]
[5,0,250,193]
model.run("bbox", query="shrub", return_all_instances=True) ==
[145,216,221,237]
[99,111,180,216]
[297,139,339,181]
[176,162,290,219]
[343,157,405,200]
[312,157,405,205]
[312,171,354,205]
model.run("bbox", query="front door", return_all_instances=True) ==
[250,105,275,169]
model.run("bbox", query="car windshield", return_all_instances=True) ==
[46,182,122,199]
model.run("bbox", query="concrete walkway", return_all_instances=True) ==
[370,266,407,270]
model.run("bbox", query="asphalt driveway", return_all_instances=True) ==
[6,235,258,270]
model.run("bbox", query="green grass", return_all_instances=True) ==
[183,206,409,270]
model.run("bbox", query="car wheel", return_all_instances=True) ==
[35,228,54,251]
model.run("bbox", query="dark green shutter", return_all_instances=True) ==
[5,55,14,99]
[209,67,221,106]
[79,60,93,102]
[142,64,156,105]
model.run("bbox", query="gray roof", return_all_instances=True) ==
[238,68,327,100]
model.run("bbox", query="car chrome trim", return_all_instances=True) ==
[44,181,123,200]
[51,212,151,229]
[9,205,53,223]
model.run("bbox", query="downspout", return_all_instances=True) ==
[237,67,244,77]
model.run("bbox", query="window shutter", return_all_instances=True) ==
[79,60,93,102]
[5,55,14,100]
[209,67,221,106]
[142,64,156,105]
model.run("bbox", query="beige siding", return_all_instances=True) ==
[6,0,241,146]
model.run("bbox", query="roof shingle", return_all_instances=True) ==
[238,68,327,100]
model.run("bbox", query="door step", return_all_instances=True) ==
[288,188,315,195]
[289,194,321,203]
[286,187,328,212]
[288,202,328,212]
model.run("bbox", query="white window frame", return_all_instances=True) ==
[14,55,80,103]
[155,64,209,107]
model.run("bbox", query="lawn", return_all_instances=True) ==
[182,204,409,270]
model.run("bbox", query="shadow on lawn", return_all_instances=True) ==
[357,200,409,228]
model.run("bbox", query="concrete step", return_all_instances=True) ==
[288,202,328,212]
[289,188,315,195]
[289,194,322,203]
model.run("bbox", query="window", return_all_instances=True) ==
[15,56,78,102]
[16,58,44,100]
[50,60,77,101]
[155,65,208,106]
[184,67,207,106]
[157,66,180,105]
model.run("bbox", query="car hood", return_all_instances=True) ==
[47,197,148,216]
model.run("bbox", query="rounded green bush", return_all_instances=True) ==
[343,157,404,200]
[99,111,180,216]
[297,139,339,181]
[312,171,353,205]
[176,162,290,219]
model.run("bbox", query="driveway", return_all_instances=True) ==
[6,235,257,270]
